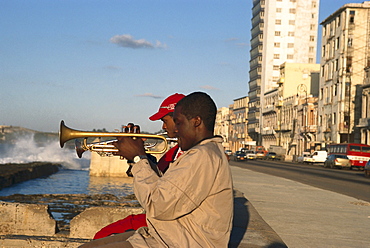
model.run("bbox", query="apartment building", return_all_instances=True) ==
[261,63,320,155]
[318,2,370,145]
[358,66,370,144]
[248,0,320,145]
[227,96,254,152]
[215,107,230,150]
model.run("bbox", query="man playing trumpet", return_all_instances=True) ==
[91,93,185,240]
[81,92,233,247]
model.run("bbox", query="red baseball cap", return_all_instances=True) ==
[149,93,185,121]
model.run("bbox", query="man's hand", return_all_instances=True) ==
[113,136,146,161]
[113,123,146,161]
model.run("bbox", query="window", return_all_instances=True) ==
[274,42,280,47]
[346,56,352,73]
[289,9,296,14]
[276,8,282,13]
[273,65,280,70]
[333,113,336,124]
[309,58,314,63]
[288,32,295,36]
[309,46,314,53]
[349,10,355,23]
[276,19,281,25]
[274,54,280,59]
[289,20,295,25]
[312,1,317,8]
[321,66,325,77]
[322,45,325,57]
[275,31,281,36]
[287,54,294,59]
[310,24,315,30]
[336,37,340,50]
[310,36,315,41]
[288,43,294,48]
[348,36,353,47]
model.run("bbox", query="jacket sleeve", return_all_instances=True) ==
[131,146,220,221]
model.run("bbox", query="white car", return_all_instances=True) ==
[245,151,257,160]
[297,152,311,163]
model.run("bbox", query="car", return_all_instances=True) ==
[245,150,257,160]
[265,152,279,160]
[234,151,247,161]
[225,150,233,156]
[365,160,370,177]
[297,152,311,163]
[324,154,351,169]
[255,151,266,159]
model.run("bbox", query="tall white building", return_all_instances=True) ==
[248,0,320,144]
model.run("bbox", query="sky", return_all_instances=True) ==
[0,0,366,133]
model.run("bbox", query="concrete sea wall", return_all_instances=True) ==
[0,162,61,190]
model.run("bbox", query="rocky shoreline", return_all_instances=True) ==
[0,162,61,190]
[0,162,140,234]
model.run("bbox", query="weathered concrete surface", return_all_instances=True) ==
[229,190,287,248]
[0,235,89,247]
[0,193,141,233]
[0,162,61,190]
[89,152,131,177]
[70,206,145,239]
[0,201,57,236]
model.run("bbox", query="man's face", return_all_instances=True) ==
[161,114,176,138]
[173,106,196,151]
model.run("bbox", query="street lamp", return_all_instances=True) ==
[297,84,308,152]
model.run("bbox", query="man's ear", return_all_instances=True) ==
[193,116,202,127]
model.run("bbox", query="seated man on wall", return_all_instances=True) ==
[93,93,185,240]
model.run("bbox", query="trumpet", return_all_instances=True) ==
[59,120,168,157]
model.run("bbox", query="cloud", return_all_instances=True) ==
[225,37,239,42]
[110,34,167,49]
[135,93,163,99]
[200,85,220,91]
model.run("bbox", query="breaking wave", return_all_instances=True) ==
[0,134,90,170]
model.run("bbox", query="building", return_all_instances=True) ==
[261,63,320,156]
[318,1,370,145]
[228,96,254,152]
[358,67,370,144]
[215,107,230,149]
[247,0,320,145]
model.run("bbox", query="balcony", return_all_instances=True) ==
[301,125,317,133]
[262,105,275,114]
[357,118,370,128]
[261,129,275,135]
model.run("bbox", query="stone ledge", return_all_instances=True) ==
[0,201,57,236]
[0,162,61,190]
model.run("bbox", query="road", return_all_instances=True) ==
[230,159,370,202]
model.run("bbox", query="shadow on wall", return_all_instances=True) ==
[228,190,249,247]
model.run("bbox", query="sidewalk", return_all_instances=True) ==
[230,165,370,248]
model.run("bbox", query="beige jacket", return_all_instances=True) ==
[128,136,233,247]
